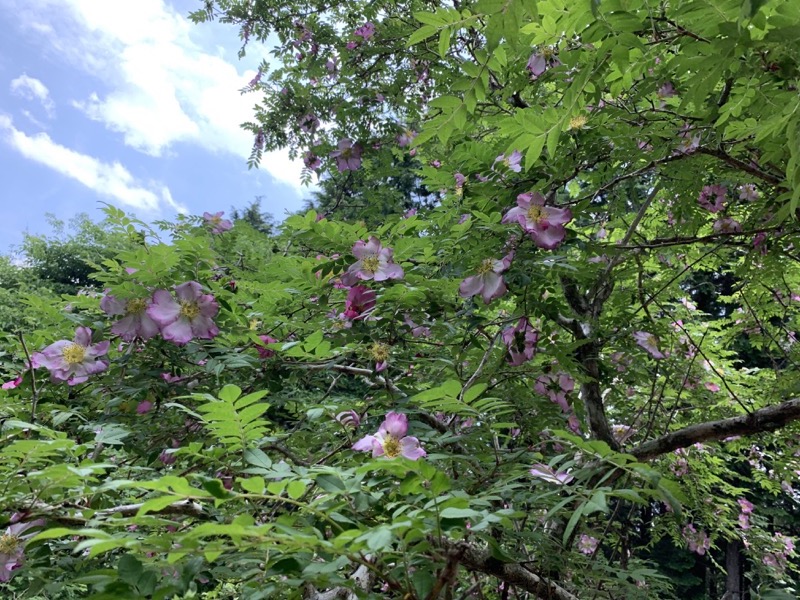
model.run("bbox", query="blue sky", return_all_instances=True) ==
[0,0,311,253]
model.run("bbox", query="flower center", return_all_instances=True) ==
[370,342,390,362]
[542,47,554,59]
[569,115,587,130]
[0,533,20,554]
[382,435,401,458]
[476,258,495,275]
[361,256,380,274]
[527,205,545,223]
[62,343,86,365]
[180,301,200,320]
[127,298,147,315]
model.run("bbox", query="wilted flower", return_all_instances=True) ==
[203,211,233,234]
[303,151,321,170]
[0,519,45,582]
[369,342,391,372]
[32,326,110,386]
[527,48,560,78]
[502,192,572,249]
[712,217,742,234]
[633,331,667,359]
[502,317,538,366]
[340,236,404,285]
[147,282,220,345]
[342,286,377,321]
[2,376,22,390]
[136,400,153,415]
[336,410,361,429]
[404,315,431,338]
[330,138,363,172]
[299,113,319,133]
[353,411,426,460]
[256,335,278,359]
[657,82,676,98]
[494,150,523,173]
[459,252,513,304]
[683,524,711,555]
[354,22,376,40]
[101,293,160,342]
[397,129,417,148]
[529,463,573,485]
[578,534,599,555]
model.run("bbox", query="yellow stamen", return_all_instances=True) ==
[126,298,147,315]
[569,115,588,130]
[476,258,496,275]
[180,302,200,320]
[361,256,380,274]
[382,436,401,458]
[527,205,545,223]
[370,342,390,362]
[62,343,86,365]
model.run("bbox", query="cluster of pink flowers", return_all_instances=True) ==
[737,497,754,530]
[535,372,581,434]
[503,192,572,249]
[103,282,220,346]
[32,326,110,386]
[763,533,795,572]
[682,524,711,555]
[502,318,538,366]
[353,411,426,460]
[203,211,233,234]
[459,252,513,304]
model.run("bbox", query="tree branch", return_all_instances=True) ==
[631,398,800,461]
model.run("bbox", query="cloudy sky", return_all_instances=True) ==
[0,0,310,252]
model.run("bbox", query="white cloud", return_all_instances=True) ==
[0,114,185,213]
[6,0,305,193]
[10,73,55,117]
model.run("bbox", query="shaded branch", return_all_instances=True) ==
[631,398,800,461]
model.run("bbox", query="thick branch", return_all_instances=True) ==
[20,499,206,525]
[631,398,800,461]
[437,538,579,600]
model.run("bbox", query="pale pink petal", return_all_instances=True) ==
[501,206,527,224]
[375,262,404,281]
[100,294,127,316]
[380,411,409,438]
[73,326,92,347]
[111,315,139,341]
[530,224,566,249]
[197,295,220,318]
[480,272,507,304]
[400,436,426,460]
[544,206,572,226]
[190,316,219,340]
[459,275,484,298]
[85,340,110,359]
[175,281,203,303]
[353,435,377,452]
[161,319,194,345]
[147,290,181,325]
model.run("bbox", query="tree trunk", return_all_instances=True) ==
[722,539,743,600]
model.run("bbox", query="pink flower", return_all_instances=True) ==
[203,211,233,234]
[712,217,742,233]
[2,376,22,390]
[336,410,361,428]
[397,129,417,148]
[677,125,700,154]
[527,49,560,78]
[345,41,358,50]
[633,331,666,359]
[534,372,574,413]
[502,192,572,249]
[303,151,321,170]
[330,138,363,172]
[161,373,186,384]
[454,172,466,188]
[159,449,177,465]
[147,282,220,345]
[299,113,319,133]
[32,326,110,386]
[657,82,676,98]
[739,183,759,201]
[683,524,710,555]
[404,315,431,338]
[342,286,377,321]
[100,293,160,342]
[353,411,426,460]
[459,252,513,304]
[0,519,45,582]
[256,335,278,359]
[578,534,599,555]
[494,150,523,173]
[737,498,754,514]
[340,237,404,285]
[136,400,153,415]
[697,185,727,213]
[704,382,720,392]
[529,463,573,485]
[753,231,768,254]
[502,318,538,366]
[403,208,417,219]
[354,22,375,40]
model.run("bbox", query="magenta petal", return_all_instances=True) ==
[73,326,92,346]
[502,206,527,224]
[400,436,426,460]
[86,341,110,359]
[381,411,408,438]
[147,290,181,325]
[545,206,573,226]
[161,319,194,345]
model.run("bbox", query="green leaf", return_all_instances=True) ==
[117,554,143,586]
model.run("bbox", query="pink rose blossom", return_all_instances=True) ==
[534,372,574,413]
[353,411,426,460]
[147,282,220,345]
[502,317,538,366]
[683,524,711,555]
[101,293,160,342]
[712,217,741,233]
[32,326,110,385]
[256,335,278,359]
[459,252,513,304]
[739,183,759,201]
[203,211,233,234]
[340,237,404,286]
[397,129,417,148]
[330,138,363,172]
[0,519,45,582]
[527,49,560,78]
[354,22,375,40]
[299,113,319,133]
[502,192,572,249]
[494,150,523,173]
[697,185,727,213]
[136,400,153,414]
[342,286,377,321]
[578,534,599,555]
[303,151,321,170]
[633,331,666,359]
